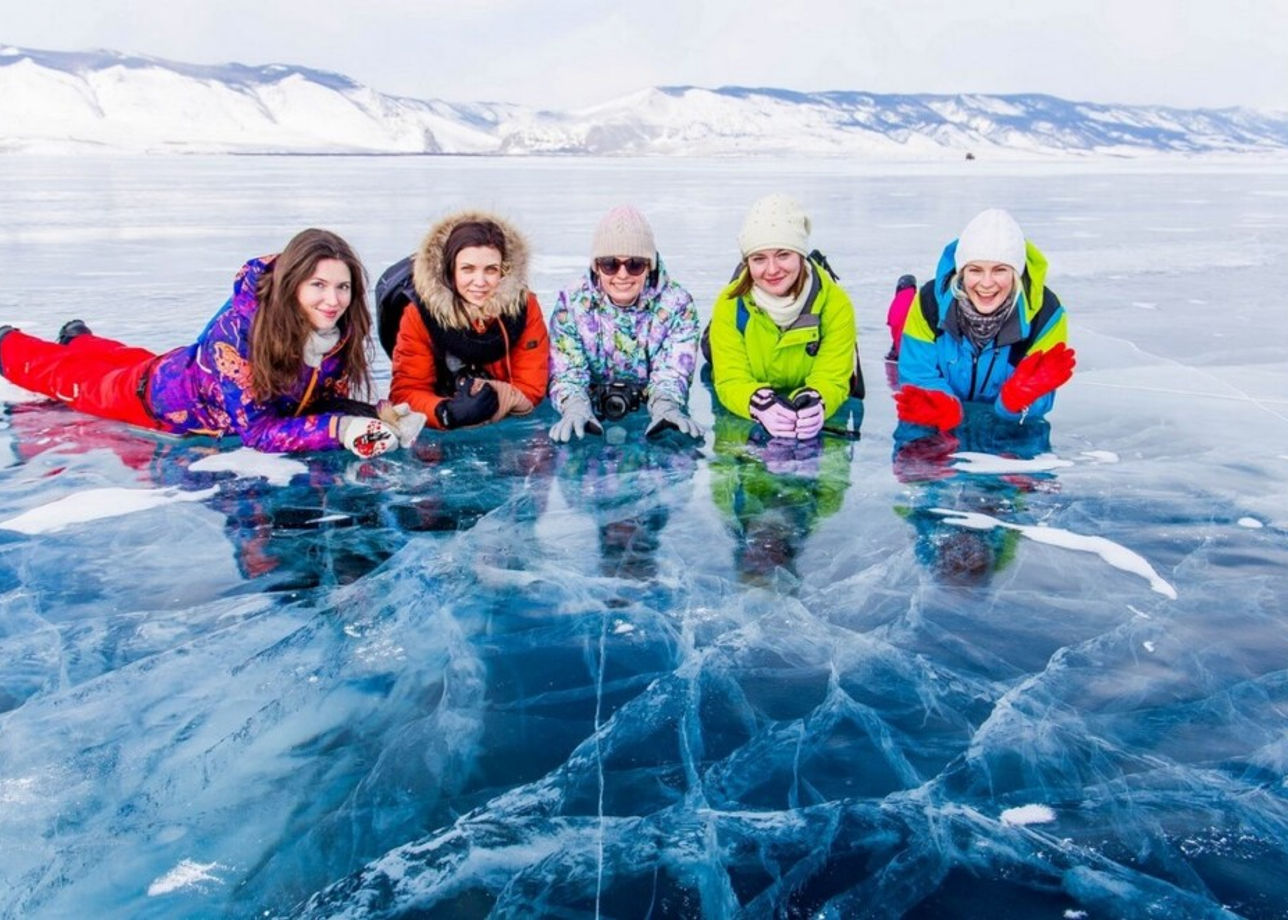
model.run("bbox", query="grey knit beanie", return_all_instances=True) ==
[591,205,656,262]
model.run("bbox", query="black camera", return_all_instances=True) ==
[590,381,644,421]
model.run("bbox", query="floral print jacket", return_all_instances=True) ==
[146,255,350,453]
[547,256,699,411]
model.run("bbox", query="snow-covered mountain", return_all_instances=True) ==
[3,45,1287,157]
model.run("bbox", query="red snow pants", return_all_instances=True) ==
[0,330,166,430]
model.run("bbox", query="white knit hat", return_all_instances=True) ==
[592,205,656,262]
[954,208,1026,277]
[738,194,811,258]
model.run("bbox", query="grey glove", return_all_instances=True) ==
[645,397,704,440]
[549,391,604,442]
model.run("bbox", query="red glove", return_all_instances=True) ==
[894,385,963,431]
[1000,343,1077,413]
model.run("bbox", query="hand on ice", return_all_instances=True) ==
[549,391,603,442]
[378,401,427,448]
[749,387,798,439]
[894,385,963,431]
[435,376,499,429]
[340,415,398,458]
[790,389,825,440]
[645,397,704,440]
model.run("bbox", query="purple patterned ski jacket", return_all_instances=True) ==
[145,255,351,453]
[547,257,699,410]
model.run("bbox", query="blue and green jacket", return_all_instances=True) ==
[897,238,1068,421]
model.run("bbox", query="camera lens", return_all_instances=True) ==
[602,394,629,420]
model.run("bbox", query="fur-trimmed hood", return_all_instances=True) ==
[411,210,531,331]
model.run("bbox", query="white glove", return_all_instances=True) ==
[339,415,398,458]
[645,397,704,440]
[379,401,427,448]
[549,391,604,442]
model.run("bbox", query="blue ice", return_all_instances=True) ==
[1,156,1287,919]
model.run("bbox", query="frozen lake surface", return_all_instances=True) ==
[1,155,1287,918]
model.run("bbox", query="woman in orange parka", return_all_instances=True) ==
[388,211,549,430]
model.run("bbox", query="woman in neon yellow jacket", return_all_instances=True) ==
[707,194,858,440]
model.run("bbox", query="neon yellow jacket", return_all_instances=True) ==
[708,262,856,421]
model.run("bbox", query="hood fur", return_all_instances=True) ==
[412,210,531,331]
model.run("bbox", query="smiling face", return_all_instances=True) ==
[747,249,803,298]
[594,256,650,306]
[960,261,1016,315]
[453,245,504,308]
[296,258,352,332]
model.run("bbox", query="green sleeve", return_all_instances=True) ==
[799,284,856,419]
[709,288,762,420]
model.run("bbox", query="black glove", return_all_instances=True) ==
[435,376,499,429]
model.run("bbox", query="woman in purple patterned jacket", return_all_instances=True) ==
[0,228,424,457]
[547,205,704,443]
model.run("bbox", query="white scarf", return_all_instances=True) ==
[752,262,813,329]
[303,328,340,368]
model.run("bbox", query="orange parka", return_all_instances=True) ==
[389,210,549,429]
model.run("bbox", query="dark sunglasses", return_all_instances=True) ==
[594,257,650,277]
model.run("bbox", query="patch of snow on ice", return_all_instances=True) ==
[931,508,1178,599]
[951,452,1074,474]
[189,448,307,486]
[147,859,224,896]
[0,486,217,535]
[1000,804,1056,825]
[1237,517,1264,528]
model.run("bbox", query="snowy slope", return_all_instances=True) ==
[3,45,1287,157]
[0,46,500,154]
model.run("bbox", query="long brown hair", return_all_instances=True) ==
[249,228,373,401]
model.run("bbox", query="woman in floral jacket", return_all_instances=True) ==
[547,205,703,442]
[0,228,422,457]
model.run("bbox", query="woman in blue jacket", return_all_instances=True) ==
[895,209,1075,429]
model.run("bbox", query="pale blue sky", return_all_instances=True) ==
[3,0,1284,111]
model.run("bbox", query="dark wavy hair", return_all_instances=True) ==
[249,228,373,401]
[441,220,508,312]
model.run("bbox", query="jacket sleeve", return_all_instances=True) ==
[389,303,449,428]
[547,289,590,409]
[195,302,344,453]
[645,283,700,407]
[799,285,856,419]
[708,292,762,420]
[896,290,955,396]
[993,290,1069,421]
[503,293,550,407]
